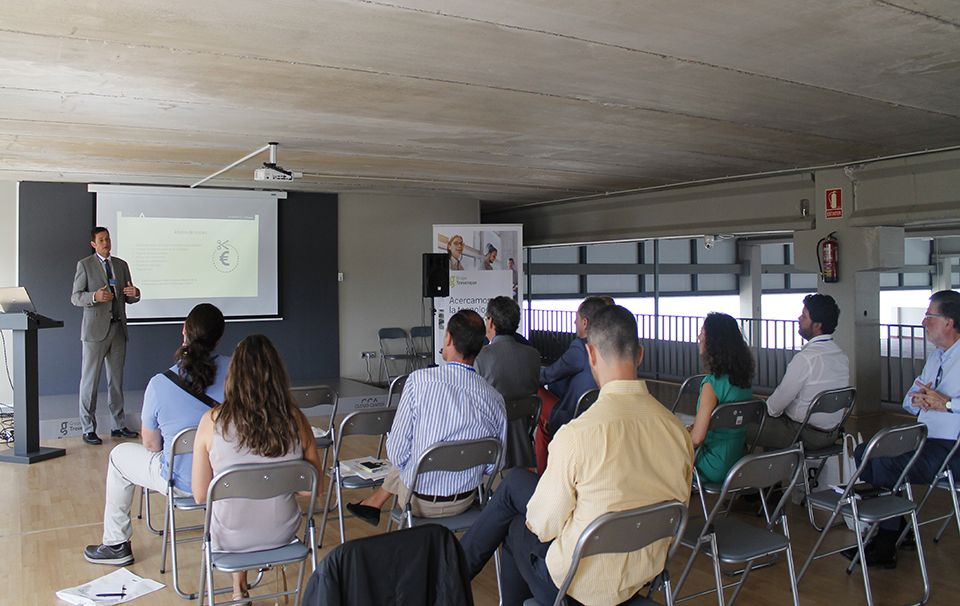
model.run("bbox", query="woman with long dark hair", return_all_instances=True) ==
[192,334,322,602]
[688,312,755,483]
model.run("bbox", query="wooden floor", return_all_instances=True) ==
[4,402,960,605]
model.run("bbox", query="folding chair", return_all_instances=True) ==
[410,325,434,368]
[798,423,930,606]
[318,407,398,546]
[503,395,540,470]
[378,327,416,383]
[524,501,688,606]
[691,399,767,520]
[790,386,856,530]
[387,437,503,532]
[198,460,319,606]
[901,432,960,546]
[291,384,339,473]
[670,374,708,414]
[159,427,206,599]
[573,388,600,419]
[673,446,805,606]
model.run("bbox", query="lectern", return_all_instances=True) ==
[0,312,65,463]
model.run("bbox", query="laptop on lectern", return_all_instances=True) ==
[0,287,36,314]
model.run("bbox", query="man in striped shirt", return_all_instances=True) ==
[347,310,507,526]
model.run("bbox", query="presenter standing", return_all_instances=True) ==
[71,227,141,445]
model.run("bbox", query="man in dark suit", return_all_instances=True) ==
[71,227,141,445]
[475,296,541,400]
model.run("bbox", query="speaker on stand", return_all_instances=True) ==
[422,253,449,365]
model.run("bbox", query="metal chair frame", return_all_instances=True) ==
[797,423,930,606]
[291,384,339,475]
[198,460,319,606]
[691,399,767,520]
[572,388,600,419]
[674,446,805,606]
[503,394,541,471]
[671,374,708,414]
[318,407,398,546]
[790,386,857,530]
[410,325,434,369]
[378,327,416,383]
[524,501,689,606]
[898,433,960,547]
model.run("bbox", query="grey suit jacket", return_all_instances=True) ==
[475,335,541,400]
[71,254,140,342]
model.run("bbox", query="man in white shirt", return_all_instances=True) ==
[752,294,850,450]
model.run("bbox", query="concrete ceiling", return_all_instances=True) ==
[2,1,959,210]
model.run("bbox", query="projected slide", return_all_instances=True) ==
[91,185,281,320]
[118,215,259,299]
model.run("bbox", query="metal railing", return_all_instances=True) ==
[526,308,925,403]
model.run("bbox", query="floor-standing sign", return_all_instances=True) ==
[431,224,523,364]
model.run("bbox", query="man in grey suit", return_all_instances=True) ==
[71,227,141,445]
[475,296,541,400]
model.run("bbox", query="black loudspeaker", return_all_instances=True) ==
[422,253,449,297]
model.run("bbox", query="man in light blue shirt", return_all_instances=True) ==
[851,290,960,568]
[347,310,507,526]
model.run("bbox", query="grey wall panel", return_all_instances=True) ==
[18,182,338,396]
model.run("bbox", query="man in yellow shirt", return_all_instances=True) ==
[460,305,694,605]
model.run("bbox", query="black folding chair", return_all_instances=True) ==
[573,388,600,419]
[503,395,541,470]
[670,374,708,414]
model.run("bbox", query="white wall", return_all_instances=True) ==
[338,192,479,381]
[0,182,17,407]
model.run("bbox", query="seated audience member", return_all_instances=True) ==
[536,296,610,469]
[192,334,323,602]
[688,312,754,484]
[347,310,507,525]
[460,305,693,605]
[751,294,849,450]
[850,289,960,568]
[476,296,541,400]
[84,304,227,566]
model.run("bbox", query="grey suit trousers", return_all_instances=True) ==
[79,322,127,433]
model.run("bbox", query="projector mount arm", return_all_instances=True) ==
[191,142,284,188]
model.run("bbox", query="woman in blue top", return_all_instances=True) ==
[688,312,755,484]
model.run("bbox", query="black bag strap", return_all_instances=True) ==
[163,370,220,408]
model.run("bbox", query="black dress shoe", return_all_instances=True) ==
[82,432,103,445]
[346,503,382,527]
[111,427,139,439]
[841,541,897,569]
[83,541,134,566]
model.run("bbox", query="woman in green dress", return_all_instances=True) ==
[688,312,755,484]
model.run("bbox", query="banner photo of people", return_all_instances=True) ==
[432,224,523,364]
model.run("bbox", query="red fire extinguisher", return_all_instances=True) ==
[817,232,839,283]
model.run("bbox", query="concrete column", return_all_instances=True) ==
[935,256,954,293]
[793,169,905,415]
[738,242,762,346]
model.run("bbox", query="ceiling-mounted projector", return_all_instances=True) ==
[192,142,302,188]
[254,163,301,181]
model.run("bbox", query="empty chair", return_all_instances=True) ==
[503,395,541,470]
[378,327,416,383]
[197,460,319,606]
[410,325,434,368]
[291,384,339,471]
[673,446,805,606]
[798,423,930,606]
[523,501,688,606]
[573,388,599,419]
[902,431,960,546]
[318,407,398,546]
[670,373,708,414]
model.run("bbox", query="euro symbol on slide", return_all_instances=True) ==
[219,250,230,266]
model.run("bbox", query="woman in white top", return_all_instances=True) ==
[192,334,323,602]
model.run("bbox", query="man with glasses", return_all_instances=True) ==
[850,289,960,568]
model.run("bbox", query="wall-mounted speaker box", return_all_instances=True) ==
[422,253,449,297]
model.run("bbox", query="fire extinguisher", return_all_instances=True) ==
[817,232,839,283]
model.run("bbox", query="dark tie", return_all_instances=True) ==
[104,259,120,321]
